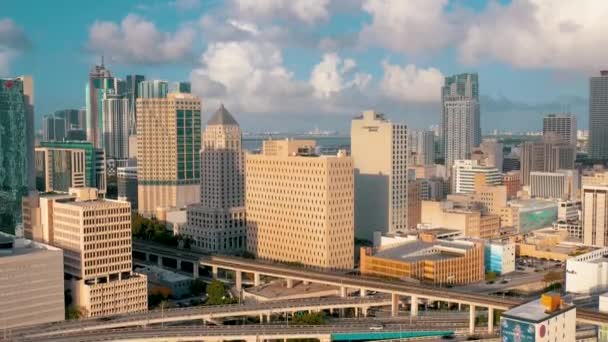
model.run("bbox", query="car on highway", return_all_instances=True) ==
[369,324,384,331]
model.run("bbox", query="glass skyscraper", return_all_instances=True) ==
[0,76,34,234]
[589,71,608,160]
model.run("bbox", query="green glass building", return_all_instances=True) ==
[0,77,34,234]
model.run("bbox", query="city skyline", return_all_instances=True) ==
[1,0,602,132]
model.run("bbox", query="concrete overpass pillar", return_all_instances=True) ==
[360,288,367,297]
[469,305,476,335]
[235,271,242,291]
[212,265,218,279]
[458,303,462,311]
[303,280,310,285]
[259,314,264,323]
[410,295,418,317]
[157,255,163,267]
[391,293,399,317]
[488,307,494,334]
[253,272,261,286]
[340,286,347,298]
[286,279,294,289]
[362,306,368,317]
[193,265,199,279]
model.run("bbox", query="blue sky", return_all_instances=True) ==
[1,0,603,133]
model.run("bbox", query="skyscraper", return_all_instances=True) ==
[125,74,145,135]
[169,81,191,94]
[42,115,66,141]
[351,110,408,240]
[246,139,354,269]
[184,105,246,252]
[138,80,168,99]
[441,73,480,167]
[35,141,107,195]
[519,138,575,185]
[589,71,608,160]
[0,76,34,234]
[543,113,577,145]
[102,92,129,160]
[85,62,113,148]
[55,109,81,130]
[137,93,201,217]
[408,129,435,166]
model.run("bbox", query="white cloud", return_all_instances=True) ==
[232,0,330,24]
[0,18,30,76]
[191,40,311,113]
[360,0,452,54]
[460,0,608,70]
[87,14,196,64]
[310,53,371,98]
[380,61,443,102]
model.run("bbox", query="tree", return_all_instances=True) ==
[291,312,326,325]
[66,306,88,320]
[206,280,229,305]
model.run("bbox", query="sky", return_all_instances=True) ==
[1,0,605,133]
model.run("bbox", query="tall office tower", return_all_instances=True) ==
[441,73,480,167]
[55,109,81,130]
[117,166,138,209]
[138,79,168,99]
[24,188,148,317]
[582,185,608,246]
[137,93,201,217]
[407,180,421,229]
[408,129,434,166]
[543,113,577,145]
[42,115,66,141]
[125,75,144,134]
[473,140,503,172]
[36,141,107,195]
[351,110,408,240]
[589,71,608,160]
[0,233,64,329]
[169,81,191,94]
[85,62,114,148]
[102,92,129,160]
[452,159,502,194]
[519,138,576,185]
[184,105,245,252]
[530,170,579,201]
[0,76,34,234]
[246,139,354,269]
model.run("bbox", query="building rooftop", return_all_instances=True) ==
[207,104,238,126]
[135,265,191,283]
[503,296,574,323]
[375,239,476,263]
[0,233,62,257]
[509,198,558,210]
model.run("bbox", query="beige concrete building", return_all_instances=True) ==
[246,139,354,269]
[23,188,147,317]
[582,184,608,247]
[137,93,201,217]
[0,233,64,329]
[184,105,246,252]
[421,200,500,239]
[351,110,408,240]
[503,171,521,199]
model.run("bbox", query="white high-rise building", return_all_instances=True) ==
[184,105,246,252]
[409,130,434,166]
[102,92,129,160]
[441,73,480,168]
[583,184,608,246]
[543,113,577,145]
[351,110,408,240]
[452,159,502,194]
